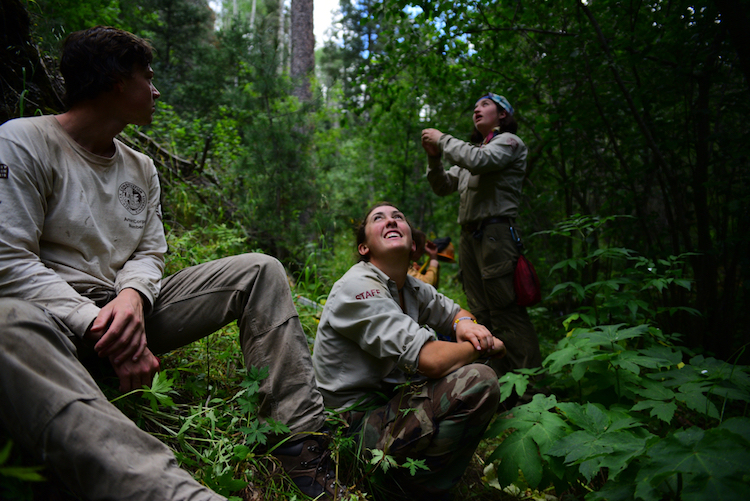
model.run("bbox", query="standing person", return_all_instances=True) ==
[421,93,542,375]
[408,229,440,287]
[312,203,504,500]
[0,26,339,501]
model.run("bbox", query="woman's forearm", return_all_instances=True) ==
[417,340,481,379]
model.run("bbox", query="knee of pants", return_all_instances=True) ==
[473,364,501,400]
[451,364,501,410]
[234,253,289,289]
[236,252,282,270]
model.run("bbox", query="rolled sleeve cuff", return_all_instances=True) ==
[63,302,101,338]
[117,281,156,314]
[397,328,434,376]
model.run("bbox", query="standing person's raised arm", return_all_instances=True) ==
[440,131,526,175]
[422,128,461,196]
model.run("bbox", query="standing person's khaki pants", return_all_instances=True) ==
[0,253,325,501]
[459,221,542,375]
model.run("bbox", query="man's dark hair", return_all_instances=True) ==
[60,26,154,107]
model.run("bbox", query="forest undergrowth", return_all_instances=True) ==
[2,220,749,501]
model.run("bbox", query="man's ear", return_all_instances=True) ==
[358,243,369,258]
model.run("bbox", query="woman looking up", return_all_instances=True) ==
[312,203,504,500]
[421,93,542,376]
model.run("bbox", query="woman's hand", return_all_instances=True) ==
[421,128,443,157]
[455,317,494,351]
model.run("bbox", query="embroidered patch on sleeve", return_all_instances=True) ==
[355,289,383,300]
[0,164,8,179]
[508,138,518,150]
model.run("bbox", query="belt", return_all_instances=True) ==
[462,216,512,233]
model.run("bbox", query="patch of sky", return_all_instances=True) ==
[402,3,475,56]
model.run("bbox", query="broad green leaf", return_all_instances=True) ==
[636,427,750,500]
[586,476,636,501]
[556,402,609,434]
[493,441,521,487]
[370,449,398,473]
[610,351,643,375]
[576,324,648,346]
[487,394,569,446]
[676,383,720,419]
[497,371,530,403]
[549,281,586,299]
[142,372,177,411]
[570,357,602,381]
[547,430,606,465]
[487,395,569,487]
[631,400,677,423]
[240,420,271,445]
[214,471,248,491]
[673,278,692,290]
[402,457,428,476]
[594,429,653,480]
[544,345,585,374]
[232,444,251,460]
[549,259,586,273]
[718,417,750,443]
[490,431,543,488]
[636,345,683,369]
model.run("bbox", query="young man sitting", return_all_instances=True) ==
[0,26,338,501]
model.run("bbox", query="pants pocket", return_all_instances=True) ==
[481,259,516,309]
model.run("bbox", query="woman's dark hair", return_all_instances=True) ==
[61,26,154,108]
[470,101,518,144]
[356,202,416,262]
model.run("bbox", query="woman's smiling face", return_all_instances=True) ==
[358,205,414,262]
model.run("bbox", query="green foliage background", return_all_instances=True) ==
[3,0,750,499]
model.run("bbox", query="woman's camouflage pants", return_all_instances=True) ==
[342,363,500,497]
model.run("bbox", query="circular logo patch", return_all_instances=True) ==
[118,182,147,215]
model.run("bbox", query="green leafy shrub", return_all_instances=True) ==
[485,215,750,500]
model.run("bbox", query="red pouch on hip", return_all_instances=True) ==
[514,254,541,307]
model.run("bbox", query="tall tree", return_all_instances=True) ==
[1,0,65,121]
[291,0,314,101]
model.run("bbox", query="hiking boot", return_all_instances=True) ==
[272,434,343,499]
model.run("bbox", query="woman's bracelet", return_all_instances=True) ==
[453,316,476,332]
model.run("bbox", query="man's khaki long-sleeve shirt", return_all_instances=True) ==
[0,116,167,337]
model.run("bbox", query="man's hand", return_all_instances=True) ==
[421,128,443,157]
[111,348,161,392]
[87,288,147,364]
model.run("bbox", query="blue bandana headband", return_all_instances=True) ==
[478,93,514,116]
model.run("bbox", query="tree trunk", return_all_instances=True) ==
[291,0,314,102]
[0,0,65,123]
